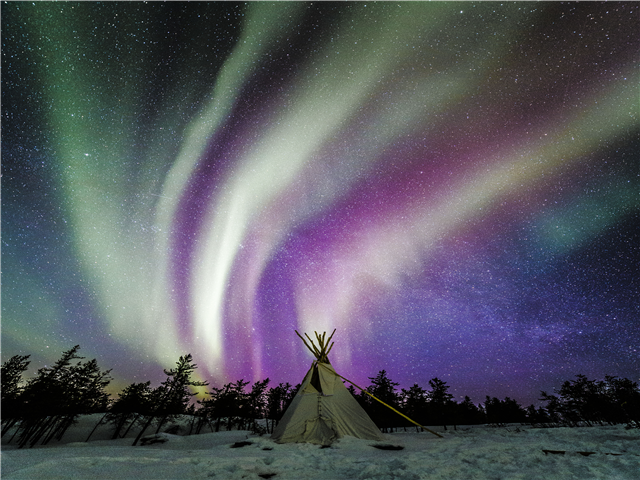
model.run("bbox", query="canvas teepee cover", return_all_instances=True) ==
[271,330,383,445]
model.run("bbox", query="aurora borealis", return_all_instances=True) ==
[2,2,639,406]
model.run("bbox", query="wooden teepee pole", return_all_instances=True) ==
[295,330,319,359]
[296,329,336,363]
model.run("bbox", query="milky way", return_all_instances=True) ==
[2,2,639,405]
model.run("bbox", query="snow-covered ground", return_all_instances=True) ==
[2,415,639,479]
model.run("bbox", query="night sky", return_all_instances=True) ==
[2,2,639,407]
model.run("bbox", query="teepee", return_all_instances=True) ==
[271,330,384,445]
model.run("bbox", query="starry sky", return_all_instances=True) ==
[2,2,639,407]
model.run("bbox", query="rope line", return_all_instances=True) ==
[318,362,443,438]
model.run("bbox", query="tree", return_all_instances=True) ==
[1,355,31,436]
[540,374,640,426]
[400,384,428,427]
[524,404,551,425]
[426,378,455,430]
[557,375,607,425]
[484,396,527,425]
[107,381,154,439]
[367,370,400,404]
[10,346,112,448]
[603,375,640,424]
[456,396,485,425]
[1,354,31,403]
[366,370,400,432]
[68,358,112,413]
[427,378,454,405]
[244,378,270,433]
[539,391,563,424]
[132,354,208,445]
[266,382,296,432]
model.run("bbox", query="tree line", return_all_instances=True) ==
[2,347,639,448]
[349,370,640,432]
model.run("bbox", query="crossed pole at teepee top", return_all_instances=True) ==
[295,329,335,364]
[294,329,443,439]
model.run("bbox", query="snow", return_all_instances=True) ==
[2,415,639,479]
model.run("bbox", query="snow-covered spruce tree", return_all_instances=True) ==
[132,354,208,445]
